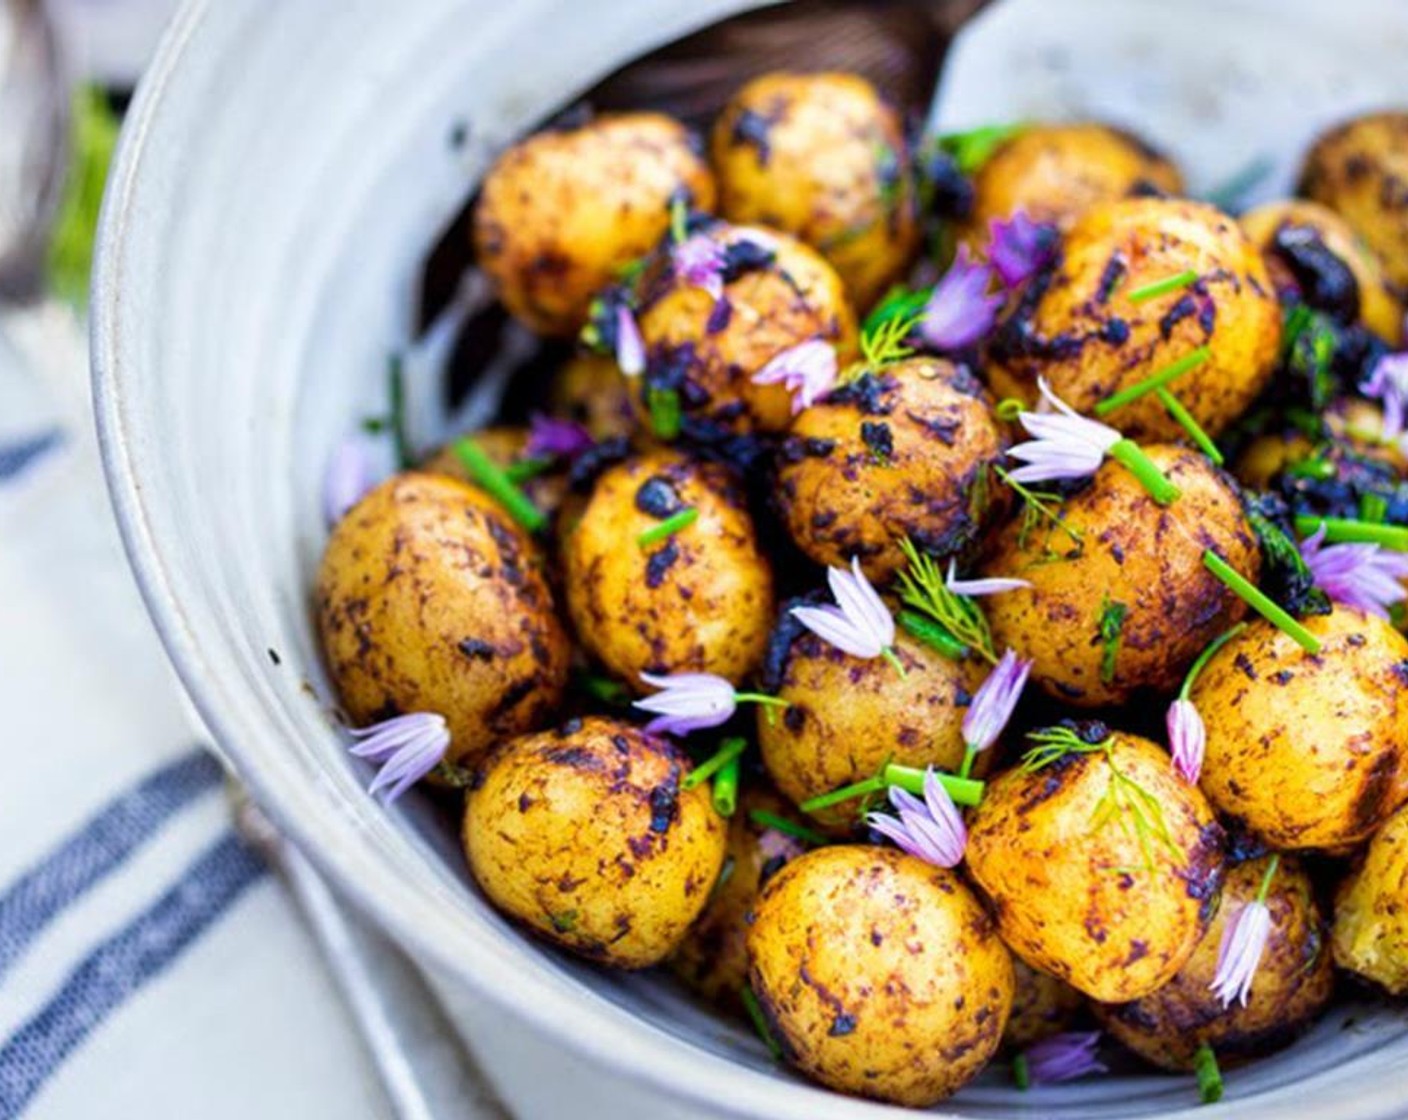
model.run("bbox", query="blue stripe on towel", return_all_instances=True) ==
[0,430,62,482]
[0,832,266,1119]
[0,750,224,981]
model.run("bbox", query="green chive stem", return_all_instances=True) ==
[898,610,970,661]
[1109,439,1182,505]
[452,438,547,533]
[882,764,985,808]
[683,737,747,790]
[504,457,551,484]
[748,810,829,847]
[647,386,682,440]
[1179,623,1248,700]
[670,195,688,244]
[741,986,783,1061]
[1294,515,1408,551]
[712,756,741,817]
[735,693,789,709]
[389,355,411,468]
[1194,1043,1224,1105]
[1012,1054,1031,1091]
[1361,494,1389,524]
[1202,551,1322,654]
[958,744,979,781]
[638,507,698,548]
[1128,269,1200,304]
[881,646,908,678]
[1156,388,1224,465]
[800,776,887,814]
[1255,853,1281,905]
[1095,347,1211,415]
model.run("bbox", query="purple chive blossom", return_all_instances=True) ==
[323,434,386,527]
[1362,352,1408,440]
[1167,698,1207,784]
[1024,1032,1108,1084]
[963,649,1033,754]
[525,413,594,460]
[672,234,727,300]
[791,557,897,661]
[867,768,967,867]
[945,559,1032,597]
[1210,900,1273,1008]
[616,305,646,377]
[1299,525,1408,619]
[634,672,738,736]
[917,245,1003,351]
[346,713,450,803]
[989,211,1057,288]
[1007,378,1122,484]
[751,339,839,414]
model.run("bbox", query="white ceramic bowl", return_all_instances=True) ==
[93,1,1408,1117]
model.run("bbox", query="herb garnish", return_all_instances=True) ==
[895,537,998,664]
[1097,597,1129,685]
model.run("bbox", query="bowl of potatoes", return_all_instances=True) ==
[94,0,1408,1116]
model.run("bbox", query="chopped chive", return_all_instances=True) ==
[1294,515,1408,551]
[748,810,830,847]
[1203,550,1322,654]
[1128,269,1200,304]
[1156,387,1225,465]
[452,438,547,533]
[1098,597,1130,686]
[684,737,747,790]
[504,457,552,484]
[741,986,784,1061]
[647,386,682,440]
[1012,1054,1031,1091]
[1360,493,1389,524]
[1179,622,1248,700]
[800,776,887,814]
[1203,155,1274,214]
[995,397,1025,422]
[388,355,411,468]
[670,195,688,244]
[936,121,1028,175]
[1286,457,1335,481]
[712,756,741,816]
[1109,439,1182,505]
[1095,346,1212,415]
[898,610,970,661]
[638,506,698,548]
[883,764,984,807]
[578,674,630,706]
[1194,1043,1224,1105]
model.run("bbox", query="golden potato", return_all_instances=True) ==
[634,222,858,436]
[1241,199,1402,343]
[1232,429,1316,491]
[1193,608,1408,850]
[474,113,716,336]
[1299,111,1408,291]
[988,198,1282,442]
[1334,803,1408,994]
[670,787,808,1012]
[316,473,569,766]
[548,353,638,443]
[1004,960,1085,1052]
[775,358,1007,580]
[563,451,774,690]
[963,123,1183,239]
[710,71,919,309]
[984,445,1260,707]
[463,717,726,968]
[758,623,983,830]
[1096,855,1334,1069]
[747,845,1013,1106]
[422,426,567,520]
[966,727,1224,1003]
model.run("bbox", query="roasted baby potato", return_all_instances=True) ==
[775,359,1007,579]
[758,621,984,830]
[634,222,858,436]
[670,786,808,1012]
[464,717,725,968]
[562,451,774,690]
[966,726,1224,1003]
[963,123,1183,239]
[988,197,1282,442]
[984,445,1260,707]
[549,353,638,443]
[317,473,569,766]
[1241,199,1402,343]
[474,112,716,336]
[1334,802,1408,994]
[1232,429,1318,491]
[1193,609,1408,850]
[1299,111,1408,291]
[1004,960,1086,1052]
[1097,855,1334,1069]
[710,71,919,309]
[747,846,1013,1106]
[422,426,568,520]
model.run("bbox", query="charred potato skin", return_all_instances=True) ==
[775,359,1008,580]
[635,223,858,436]
[710,71,919,309]
[1334,803,1408,994]
[1299,111,1408,292]
[563,451,774,690]
[1097,856,1334,1070]
[473,112,716,336]
[463,717,726,968]
[316,473,569,766]
[549,353,639,443]
[985,445,1260,707]
[966,732,1225,1003]
[964,123,1184,237]
[747,846,1014,1107]
[758,626,984,830]
[1004,959,1086,1051]
[988,198,1282,442]
[1193,609,1408,850]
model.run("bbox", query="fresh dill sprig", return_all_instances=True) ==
[1097,597,1129,686]
[1020,725,1108,773]
[859,312,919,371]
[994,466,1084,555]
[894,538,997,664]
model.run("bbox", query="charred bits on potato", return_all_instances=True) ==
[1004,960,1086,1052]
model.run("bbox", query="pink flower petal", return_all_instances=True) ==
[962,649,1032,753]
[1210,900,1272,1007]
[1167,698,1206,784]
